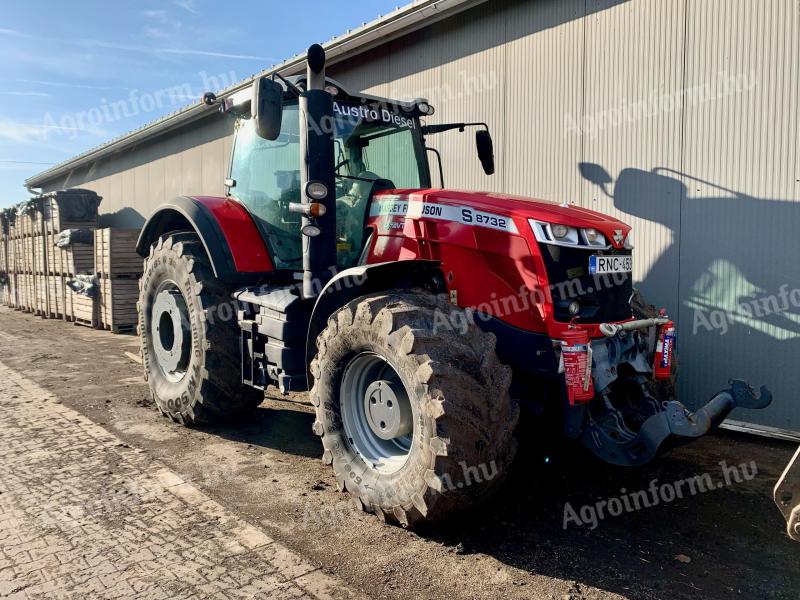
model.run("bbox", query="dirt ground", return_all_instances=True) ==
[1,305,798,600]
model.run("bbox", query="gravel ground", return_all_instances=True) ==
[1,306,798,599]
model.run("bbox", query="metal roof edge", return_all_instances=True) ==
[25,0,487,188]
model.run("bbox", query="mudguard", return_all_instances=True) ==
[305,260,446,375]
[136,196,273,284]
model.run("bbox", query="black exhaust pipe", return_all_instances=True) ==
[299,43,336,299]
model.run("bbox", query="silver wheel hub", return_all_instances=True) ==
[152,283,191,381]
[364,380,412,440]
[340,353,414,474]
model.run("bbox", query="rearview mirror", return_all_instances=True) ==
[252,77,283,140]
[476,130,495,175]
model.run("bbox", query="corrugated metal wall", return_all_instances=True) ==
[41,114,233,229]
[39,0,800,431]
[677,0,800,430]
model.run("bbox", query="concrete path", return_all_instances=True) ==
[0,360,362,600]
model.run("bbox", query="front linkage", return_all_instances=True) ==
[564,311,773,467]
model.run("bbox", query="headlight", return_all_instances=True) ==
[551,223,578,243]
[529,219,610,249]
[581,227,608,248]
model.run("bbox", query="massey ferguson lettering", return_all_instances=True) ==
[370,198,518,233]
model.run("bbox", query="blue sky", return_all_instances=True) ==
[0,0,404,208]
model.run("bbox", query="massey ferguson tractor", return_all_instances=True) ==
[136,44,771,526]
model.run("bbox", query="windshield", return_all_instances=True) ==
[229,100,428,270]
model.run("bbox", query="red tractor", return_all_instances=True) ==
[136,45,771,526]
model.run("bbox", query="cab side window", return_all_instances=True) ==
[229,104,302,269]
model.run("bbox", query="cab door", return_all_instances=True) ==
[228,103,302,271]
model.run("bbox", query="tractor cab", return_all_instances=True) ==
[222,78,432,272]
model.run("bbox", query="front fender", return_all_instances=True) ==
[136,196,272,284]
[305,260,446,376]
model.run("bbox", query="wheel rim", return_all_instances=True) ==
[151,280,191,383]
[340,352,414,474]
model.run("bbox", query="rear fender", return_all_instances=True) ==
[136,196,273,285]
[305,260,446,375]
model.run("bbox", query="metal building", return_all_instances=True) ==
[24,0,800,436]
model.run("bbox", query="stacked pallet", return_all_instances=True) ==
[0,214,8,306]
[54,230,97,326]
[0,192,149,336]
[45,190,99,324]
[3,209,20,309]
[14,205,39,314]
[0,190,101,324]
[95,228,142,333]
[66,283,98,326]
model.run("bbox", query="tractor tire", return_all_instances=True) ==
[310,291,519,527]
[138,231,263,425]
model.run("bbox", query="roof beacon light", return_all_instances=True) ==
[418,101,435,116]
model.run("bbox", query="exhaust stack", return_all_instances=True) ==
[298,43,336,299]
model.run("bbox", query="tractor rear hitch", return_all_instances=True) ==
[582,379,772,466]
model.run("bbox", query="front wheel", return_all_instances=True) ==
[310,291,519,527]
[138,231,263,424]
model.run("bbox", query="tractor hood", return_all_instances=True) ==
[373,188,632,248]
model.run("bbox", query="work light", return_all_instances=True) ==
[306,181,328,200]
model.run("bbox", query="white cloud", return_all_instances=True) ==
[172,0,199,15]
[0,118,106,146]
[0,28,32,38]
[1,78,124,91]
[143,27,171,40]
[142,9,168,20]
[0,26,276,62]
[0,119,55,144]
[0,91,50,97]
[0,160,55,170]
[77,38,272,61]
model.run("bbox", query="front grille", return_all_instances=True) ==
[539,244,633,324]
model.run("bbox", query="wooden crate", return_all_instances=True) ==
[35,274,52,316]
[18,273,33,312]
[65,286,97,327]
[52,243,95,276]
[94,228,142,279]
[9,273,18,308]
[33,233,52,274]
[98,277,139,333]
[0,234,8,306]
[8,237,20,308]
[0,236,6,306]
[47,275,68,318]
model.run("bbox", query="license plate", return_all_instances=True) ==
[589,255,632,274]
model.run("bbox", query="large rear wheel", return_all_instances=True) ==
[138,231,263,424]
[310,291,519,527]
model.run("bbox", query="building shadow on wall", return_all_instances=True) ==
[578,162,800,418]
[98,207,146,229]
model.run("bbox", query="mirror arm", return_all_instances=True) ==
[421,122,489,136]
[272,72,302,97]
[426,147,444,188]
